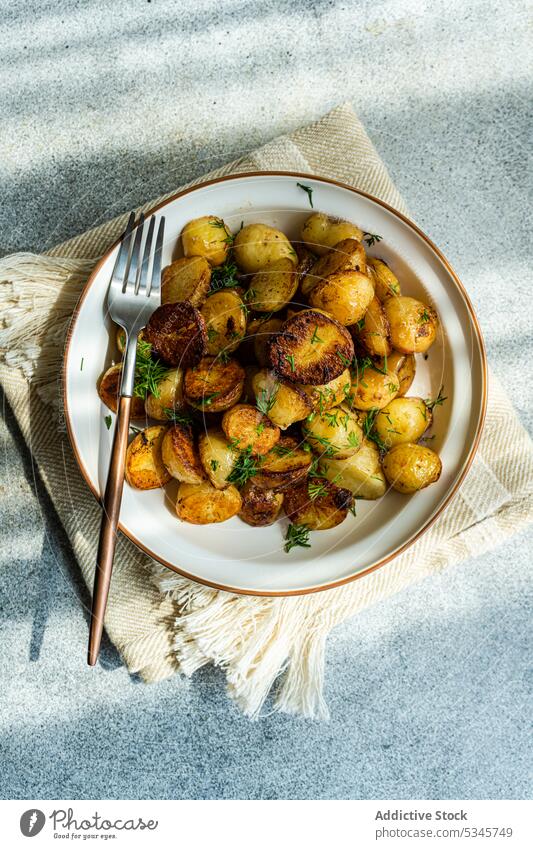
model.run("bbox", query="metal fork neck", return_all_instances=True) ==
[120,332,138,397]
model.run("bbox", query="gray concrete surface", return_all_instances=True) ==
[1,0,532,800]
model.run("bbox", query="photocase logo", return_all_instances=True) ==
[20,809,46,837]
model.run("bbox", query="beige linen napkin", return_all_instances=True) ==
[1,104,532,719]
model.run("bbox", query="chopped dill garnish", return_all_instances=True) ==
[256,385,278,416]
[363,232,382,247]
[419,309,431,324]
[426,386,447,410]
[104,414,112,430]
[227,447,262,487]
[308,478,329,500]
[133,340,169,400]
[80,357,84,371]
[285,354,296,372]
[210,459,219,471]
[296,182,314,208]
[210,260,239,291]
[284,523,311,553]
[310,325,324,345]
[163,407,193,426]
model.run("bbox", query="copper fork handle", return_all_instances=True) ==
[88,394,132,666]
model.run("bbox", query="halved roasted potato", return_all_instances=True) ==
[308,270,374,326]
[349,363,400,411]
[252,369,312,429]
[176,481,242,524]
[284,478,353,530]
[125,425,171,490]
[239,481,284,526]
[233,223,297,274]
[200,289,247,355]
[144,367,185,421]
[161,423,206,483]
[144,302,207,368]
[295,245,317,285]
[352,296,391,358]
[384,296,438,354]
[378,351,416,397]
[298,368,352,413]
[382,443,442,493]
[184,356,245,412]
[303,405,363,459]
[254,436,312,491]
[248,315,284,367]
[245,257,298,313]
[267,310,354,385]
[367,257,401,300]
[301,238,366,296]
[319,439,387,499]
[221,403,280,454]
[98,363,146,418]
[181,215,231,267]
[300,212,363,256]
[161,256,211,307]
[373,397,431,449]
[198,429,238,489]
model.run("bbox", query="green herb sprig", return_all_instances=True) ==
[284,523,311,553]
[296,182,314,208]
[133,340,169,400]
[363,232,382,247]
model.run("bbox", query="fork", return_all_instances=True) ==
[87,211,165,666]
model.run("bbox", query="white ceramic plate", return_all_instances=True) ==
[64,172,487,596]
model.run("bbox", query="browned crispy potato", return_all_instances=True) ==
[373,397,431,449]
[248,315,284,367]
[98,363,145,418]
[349,364,400,411]
[144,302,207,368]
[184,356,245,412]
[176,481,242,524]
[144,368,185,421]
[200,290,247,355]
[284,478,353,530]
[298,368,352,412]
[301,238,366,296]
[246,257,298,313]
[383,296,438,354]
[161,256,211,307]
[319,439,387,499]
[252,369,312,429]
[377,351,416,397]
[301,213,363,256]
[221,403,280,454]
[125,425,171,490]
[367,257,401,300]
[233,223,297,273]
[181,215,231,267]
[303,405,363,459]
[161,423,206,483]
[308,270,374,326]
[295,245,316,285]
[352,296,391,358]
[382,443,442,493]
[239,481,284,526]
[198,429,238,489]
[254,436,312,491]
[267,310,354,385]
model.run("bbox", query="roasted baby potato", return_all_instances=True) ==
[384,296,438,354]
[252,369,313,429]
[161,423,206,484]
[98,363,146,418]
[373,397,431,449]
[382,443,442,493]
[144,302,207,368]
[353,296,391,358]
[298,368,352,412]
[221,403,280,454]
[181,215,231,267]
[301,238,367,296]
[284,478,353,530]
[319,439,387,499]
[349,364,400,411]
[239,481,284,526]
[200,289,247,355]
[303,406,363,459]
[301,212,363,256]
[267,310,354,385]
[254,436,312,491]
[233,223,297,274]
[367,257,401,300]
[245,257,298,313]
[249,315,284,367]
[176,481,242,524]
[379,351,416,396]
[144,367,185,421]
[161,256,211,307]
[184,356,245,412]
[198,429,238,489]
[308,270,374,326]
[125,425,171,490]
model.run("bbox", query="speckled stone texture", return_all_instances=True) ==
[1,0,532,800]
